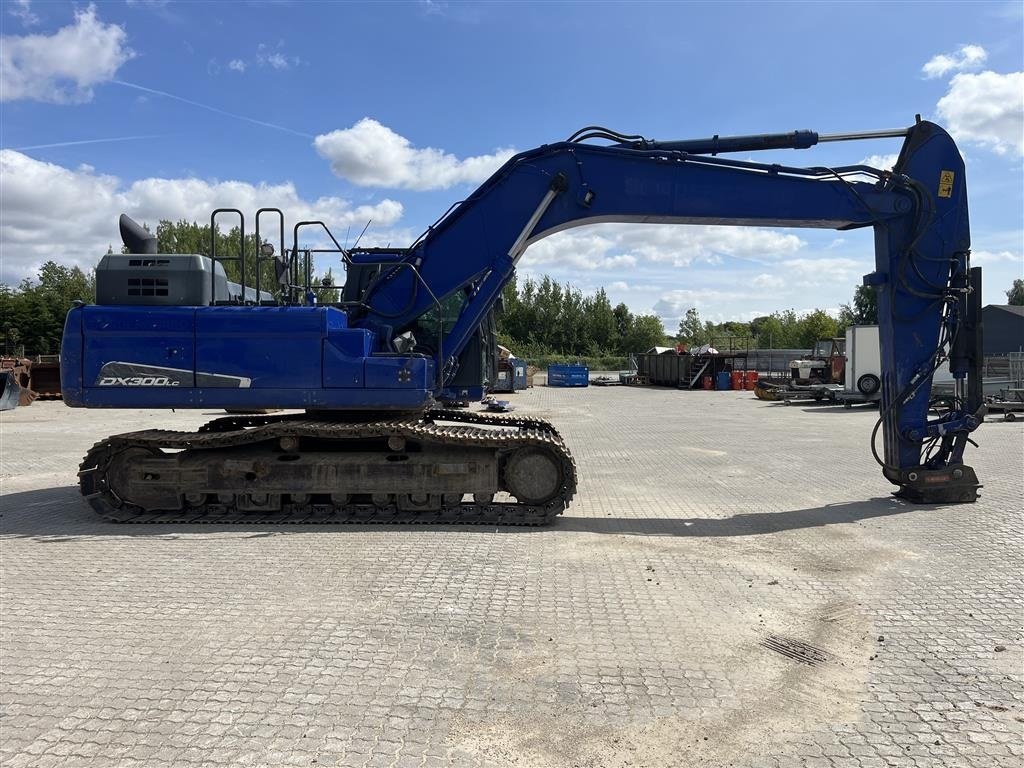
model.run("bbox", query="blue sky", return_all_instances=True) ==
[1,0,1021,331]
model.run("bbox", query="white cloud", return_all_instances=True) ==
[777,256,866,289]
[314,118,515,190]
[922,44,987,79]
[651,288,759,324]
[221,42,302,76]
[970,249,1021,266]
[519,222,804,273]
[416,0,484,23]
[0,150,404,283]
[512,225,884,329]
[753,273,784,289]
[936,70,1024,156]
[520,230,635,272]
[859,153,899,169]
[643,254,868,328]
[650,285,849,329]
[0,4,134,104]
[605,280,665,293]
[8,0,40,27]
[263,52,289,70]
[255,42,299,71]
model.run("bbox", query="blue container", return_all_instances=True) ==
[491,366,514,393]
[716,371,731,390]
[548,363,589,388]
[512,360,528,391]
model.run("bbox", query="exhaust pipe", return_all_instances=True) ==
[119,214,158,254]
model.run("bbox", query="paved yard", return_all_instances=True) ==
[1,388,1021,768]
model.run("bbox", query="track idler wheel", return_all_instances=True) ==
[399,493,442,511]
[106,446,183,511]
[503,447,564,505]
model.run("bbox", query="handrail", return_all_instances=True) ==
[254,208,285,299]
[209,208,245,305]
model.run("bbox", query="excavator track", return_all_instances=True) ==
[78,409,576,526]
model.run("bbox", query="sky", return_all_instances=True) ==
[1,0,1022,333]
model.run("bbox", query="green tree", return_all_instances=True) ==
[612,302,632,345]
[749,315,771,342]
[676,307,705,345]
[586,288,617,352]
[1007,279,1024,306]
[495,274,668,358]
[1,261,95,356]
[154,218,280,292]
[624,314,667,353]
[313,268,340,303]
[839,284,878,327]
[796,309,840,348]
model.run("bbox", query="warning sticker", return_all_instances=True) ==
[938,170,955,198]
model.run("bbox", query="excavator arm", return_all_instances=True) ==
[357,119,981,502]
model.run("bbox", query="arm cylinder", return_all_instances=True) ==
[623,130,819,155]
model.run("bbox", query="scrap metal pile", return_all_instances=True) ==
[0,356,62,411]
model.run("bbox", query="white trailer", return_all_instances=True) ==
[845,324,882,398]
[835,325,885,407]
[837,324,955,407]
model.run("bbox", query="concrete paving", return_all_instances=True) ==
[1,388,1021,768]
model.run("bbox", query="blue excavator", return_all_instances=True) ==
[61,118,984,524]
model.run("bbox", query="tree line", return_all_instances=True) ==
[495,279,882,359]
[1,262,95,356]
[497,276,666,359]
[676,284,879,350]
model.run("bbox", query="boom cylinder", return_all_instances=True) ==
[623,126,910,156]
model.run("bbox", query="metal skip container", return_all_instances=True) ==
[512,360,528,391]
[548,363,590,387]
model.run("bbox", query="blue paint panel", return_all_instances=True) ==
[82,306,196,387]
[74,387,434,410]
[364,357,434,390]
[68,302,438,409]
[325,326,372,358]
[323,329,372,388]
[195,307,323,389]
[60,307,84,405]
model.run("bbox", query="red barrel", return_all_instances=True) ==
[702,375,714,390]
[745,370,759,390]
[731,370,745,390]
